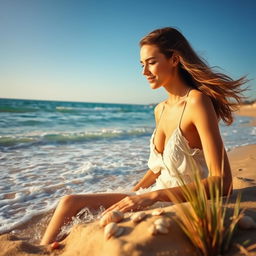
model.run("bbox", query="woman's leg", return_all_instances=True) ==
[40,193,128,245]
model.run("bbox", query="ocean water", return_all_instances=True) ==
[0,98,255,234]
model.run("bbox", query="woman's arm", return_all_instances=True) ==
[188,91,233,194]
[143,175,229,203]
[132,169,160,192]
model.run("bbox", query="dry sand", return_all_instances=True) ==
[236,102,256,126]
[1,103,255,256]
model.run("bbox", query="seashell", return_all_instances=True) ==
[100,210,124,227]
[131,211,146,223]
[154,217,171,228]
[151,209,164,216]
[148,223,169,235]
[238,215,256,229]
[104,222,118,239]
[155,224,169,234]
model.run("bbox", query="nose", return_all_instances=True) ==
[142,64,151,76]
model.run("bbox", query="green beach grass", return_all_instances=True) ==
[164,147,242,256]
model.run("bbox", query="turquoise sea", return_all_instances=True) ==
[0,98,255,236]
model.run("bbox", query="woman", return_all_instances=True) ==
[40,27,248,245]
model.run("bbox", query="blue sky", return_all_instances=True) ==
[0,0,255,104]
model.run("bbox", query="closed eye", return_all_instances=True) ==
[140,61,156,68]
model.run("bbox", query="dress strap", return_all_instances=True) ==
[155,103,165,130]
[178,88,191,129]
[156,88,191,131]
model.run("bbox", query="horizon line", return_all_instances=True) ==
[0,97,154,106]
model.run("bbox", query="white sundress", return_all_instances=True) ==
[134,89,209,195]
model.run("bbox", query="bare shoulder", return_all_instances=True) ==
[187,89,218,124]
[187,89,213,109]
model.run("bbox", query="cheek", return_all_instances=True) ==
[155,63,171,77]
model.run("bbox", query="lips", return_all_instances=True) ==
[147,76,156,81]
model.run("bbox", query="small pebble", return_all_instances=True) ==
[238,215,256,229]
[50,241,60,250]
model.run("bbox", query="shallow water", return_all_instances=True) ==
[0,98,255,236]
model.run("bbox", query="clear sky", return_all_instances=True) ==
[0,0,255,104]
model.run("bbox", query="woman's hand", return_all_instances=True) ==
[131,169,160,192]
[102,193,156,216]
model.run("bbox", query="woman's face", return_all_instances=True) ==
[140,44,174,89]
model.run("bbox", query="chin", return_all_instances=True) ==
[150,83,161,90]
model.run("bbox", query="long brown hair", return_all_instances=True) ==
[139,27,249,125]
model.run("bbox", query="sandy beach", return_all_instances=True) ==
[236,102,256,126]
[0,103,255,256]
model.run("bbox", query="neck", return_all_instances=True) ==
[163,73,191,105]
